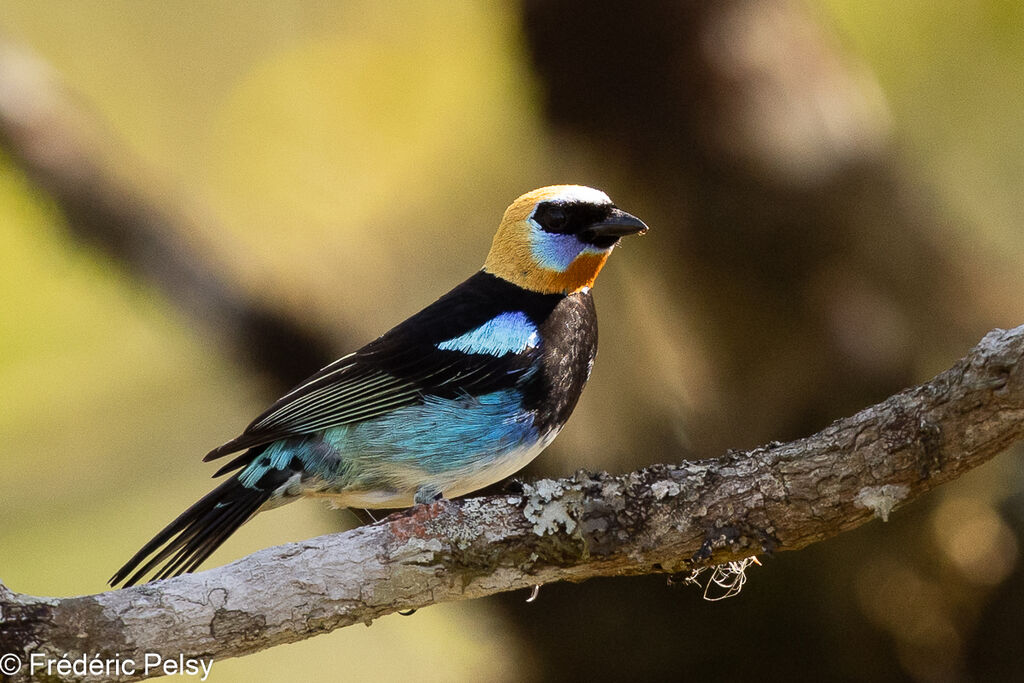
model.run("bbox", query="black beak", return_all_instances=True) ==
[579,208,649,246]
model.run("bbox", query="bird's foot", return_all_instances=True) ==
[413,486,445,506]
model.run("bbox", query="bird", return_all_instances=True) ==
[110,185,648,587]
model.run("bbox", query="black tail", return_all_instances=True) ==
[110,476,271,587]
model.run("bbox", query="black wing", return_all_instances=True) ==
[204,271,563,474]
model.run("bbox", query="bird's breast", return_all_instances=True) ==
[521,290,599,434]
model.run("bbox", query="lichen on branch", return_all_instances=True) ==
[2,325,1024,682]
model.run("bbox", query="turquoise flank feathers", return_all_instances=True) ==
[436,312,540,356]
[318,389,541,503]
[234,389,544,508]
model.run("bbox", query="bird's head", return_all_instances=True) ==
[483,185,648,295]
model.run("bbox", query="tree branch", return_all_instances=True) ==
[2,325,1023,681]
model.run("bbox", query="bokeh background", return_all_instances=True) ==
[2,2,1024,681]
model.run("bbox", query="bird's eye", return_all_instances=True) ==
[544,206,568,231]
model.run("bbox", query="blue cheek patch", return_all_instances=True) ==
[436,311,539,356]
[530,227,586,272]
[527,219,608,272]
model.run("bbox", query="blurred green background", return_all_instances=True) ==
[2,1,1023,681]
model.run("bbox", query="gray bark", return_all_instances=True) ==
[2,325,1023,682]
